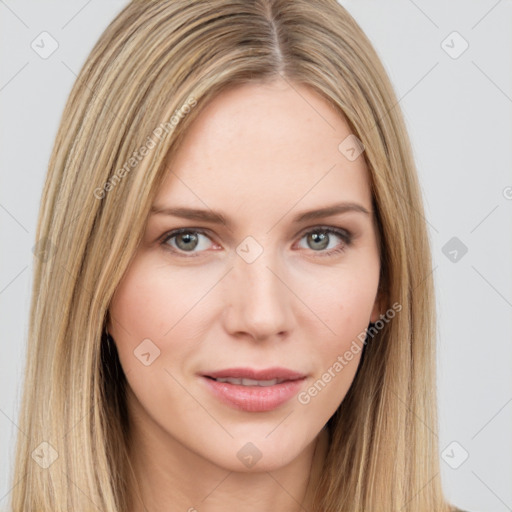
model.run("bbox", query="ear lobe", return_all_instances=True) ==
[370,306,380,324]
[369,289,385,323]
[105,312,113,336]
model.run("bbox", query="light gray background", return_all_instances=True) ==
[1,1,511,511]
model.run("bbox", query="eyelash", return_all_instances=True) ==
[160,226,353,258]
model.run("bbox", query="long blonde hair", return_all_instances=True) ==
[11,1,456,510]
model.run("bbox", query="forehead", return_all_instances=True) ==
[155,79,372,220]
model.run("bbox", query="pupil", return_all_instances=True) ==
[309,232,328,250]
[177,232,198,250]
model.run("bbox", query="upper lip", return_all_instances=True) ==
[202,367,306,381]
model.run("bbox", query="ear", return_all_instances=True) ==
[369,288,385,323]
[105,310,113,335]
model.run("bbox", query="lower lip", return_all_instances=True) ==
[201,376,306,412]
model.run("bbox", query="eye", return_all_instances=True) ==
[296,226,352,256]
[161,228,214,256]
[160,226,353,258]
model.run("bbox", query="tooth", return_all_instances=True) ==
[255,379,278,386]
[214,377,282,386]
[216,377,242,385]
[215,377,241,384]
[239,378,278,386]
[241,378,260,386]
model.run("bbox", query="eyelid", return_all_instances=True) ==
[295,224,352,241]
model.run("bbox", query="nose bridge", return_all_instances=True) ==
[224,238,292,338]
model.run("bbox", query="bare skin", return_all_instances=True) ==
[108,77,382,512]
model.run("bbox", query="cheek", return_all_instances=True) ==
[107,255,214,371]
[317,273,377,336]
[296,258,379,403]
[294,247,380,336]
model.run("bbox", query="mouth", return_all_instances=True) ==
[202,366,306,381]
[199,367,307,412]
[204,376,289,386]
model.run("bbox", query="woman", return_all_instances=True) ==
[11,0,464,510]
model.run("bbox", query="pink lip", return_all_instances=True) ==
[199,367,307,412]
[201,376,306,412]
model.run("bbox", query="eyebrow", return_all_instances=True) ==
[150,201,370,228]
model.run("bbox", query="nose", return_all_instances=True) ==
[222,247,294,342]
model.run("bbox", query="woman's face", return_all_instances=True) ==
[108,78,382,472]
